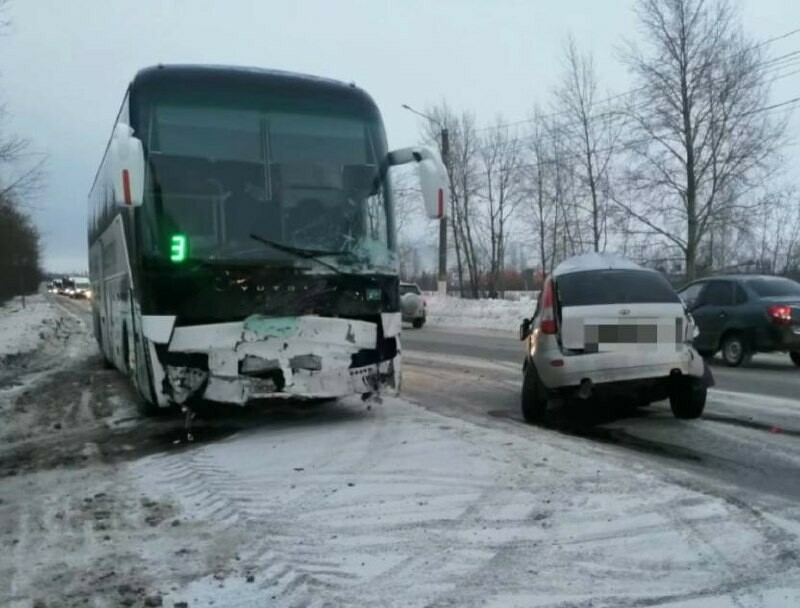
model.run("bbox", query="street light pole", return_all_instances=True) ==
[438,128,449,297]
[402,104,448,296]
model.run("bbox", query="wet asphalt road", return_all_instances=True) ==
[402,324,800,510]
[403,325,800,400]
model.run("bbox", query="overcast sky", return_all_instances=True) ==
[1,0,799,272]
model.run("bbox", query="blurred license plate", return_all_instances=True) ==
[586,324,658,344]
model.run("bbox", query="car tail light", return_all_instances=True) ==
[767,305,792,326]
[540,279,557,335]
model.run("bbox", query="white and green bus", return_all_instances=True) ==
[88,64,446,411]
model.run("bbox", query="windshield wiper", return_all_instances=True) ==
[250,234,351,274]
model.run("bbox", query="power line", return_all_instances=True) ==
[467,25,800,134]
[767,67,800,85]
[762,49,800,67]
[752,26,800,49]
[411,30,800,159]
[468,59,797,146]
[469,92,800,169]
[740,95,800,116]
[464,59,800,155]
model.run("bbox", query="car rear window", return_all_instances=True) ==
[399,284,421,296]
[556,269,680,306]
[746,277,800,298]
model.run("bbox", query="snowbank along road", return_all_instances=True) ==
[1,294,800,607]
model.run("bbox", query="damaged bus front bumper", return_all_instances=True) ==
[142,313,402,406]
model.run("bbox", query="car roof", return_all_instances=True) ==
[552,253,644,277]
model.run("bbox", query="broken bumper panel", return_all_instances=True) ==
[199,357,399,404]
[154,314,401,406]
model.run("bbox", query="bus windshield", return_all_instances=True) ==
[138,94,395,271]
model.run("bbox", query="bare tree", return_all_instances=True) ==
[391,165,424,280]
[0,194,42,302]
[524,110,555,276]
[422,105,483,297]
[555,35,622,252]
[0,0,44,300]
[0,0,8,32]
[522,111,583,277]
[546,115,583,265]
[616,0,787,280]
[452,113,483,297]
[0,0,44,202]
[750,188,800,275]
[478,119,524,297]
[391,166,422,237]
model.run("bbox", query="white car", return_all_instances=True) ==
[72,277,92,299]
[400,282,426,328]
[519,253,712,423]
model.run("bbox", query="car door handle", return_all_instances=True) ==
[719,312,727,318]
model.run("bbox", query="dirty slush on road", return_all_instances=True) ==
[0,300,255,608]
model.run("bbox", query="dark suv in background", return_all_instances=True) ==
[678,275,800,367]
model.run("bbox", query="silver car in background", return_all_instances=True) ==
[400,282,426,329]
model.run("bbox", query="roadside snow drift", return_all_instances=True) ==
[0,295,59,359]
[425,295,535,332]
[0,294,94,394]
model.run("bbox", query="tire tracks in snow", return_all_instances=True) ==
[140,403,392,606]
[138,399,546,606]
[402,356,800,606]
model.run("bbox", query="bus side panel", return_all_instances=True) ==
[90,214,158,408]
[102,216,133,366]
[88,87,159,405]
[88,240,104,348]
[132,299,159,406]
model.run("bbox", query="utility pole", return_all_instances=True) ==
[402,104,449,296]
[438,128,449,297]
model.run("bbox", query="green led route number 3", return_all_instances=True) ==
[169,234,188,263]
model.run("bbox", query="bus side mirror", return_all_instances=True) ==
[109,123,145,208]
[418,156,449,220]
[385,146,449,219]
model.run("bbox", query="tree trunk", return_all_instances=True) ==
[451,213,465,298]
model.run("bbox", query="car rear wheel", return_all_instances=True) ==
[669,379,706,419]
[791,352,800,367]
[412,318,424,329]
[521,362,549,424]
[720,333,748,367]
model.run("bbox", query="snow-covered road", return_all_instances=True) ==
[2,295,799,607]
